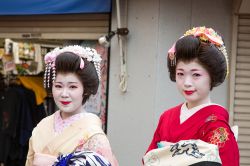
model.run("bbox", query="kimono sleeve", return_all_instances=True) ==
[80,133,118,166]
[25,136,35,166]
[200,120,239,166]
[146,113,165,153]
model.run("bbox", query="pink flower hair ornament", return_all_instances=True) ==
[167,26,229,77]
[44,45,102,88]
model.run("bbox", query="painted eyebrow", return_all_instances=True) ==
[176,68,201,70]
[54,81,79,84]
[68,82,79,84]
[191,69,202,72]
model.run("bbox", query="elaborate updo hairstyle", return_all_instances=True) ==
[48,52,99,105]
[167,35,227,90]
[45,52,99,104]
[44,45,101,105]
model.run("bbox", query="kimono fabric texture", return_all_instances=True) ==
[25,111,109,166]
[146,104,239,166]
[144,139,222,166]
[53,151,111,166]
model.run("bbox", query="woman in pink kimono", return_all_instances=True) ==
[25,46,118,166]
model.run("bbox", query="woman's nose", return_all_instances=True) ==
[184,76,192,87]
[61,88,69,97]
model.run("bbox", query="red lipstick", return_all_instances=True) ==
[184,90,195,95]
[61,101,71,105]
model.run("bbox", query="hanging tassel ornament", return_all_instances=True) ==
[52,65,56,83]
[47,62,51,88]
[44,63,48,88]
[168,43,177,66]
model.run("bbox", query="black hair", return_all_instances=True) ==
[167,35,227,90]
[46,52,99,105]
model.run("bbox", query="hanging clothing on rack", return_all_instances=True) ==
[18,76,47,105]
[0,85,22,165]
[0,78,46,166]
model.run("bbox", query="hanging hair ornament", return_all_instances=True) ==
[47,62,51,88]
[168,43,176,66]
[43,63,48,88]
[167,26,229,77]
[52,65,56,85]
[44,45,102,89]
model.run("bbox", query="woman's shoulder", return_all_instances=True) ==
[161,104,182,116]
[84,112,101,119]
[34,111,57,130]
[82,112,101,123]
[31,111,57,137]
[77,113,104,137]
[205,104,229,122]
[158,103,183,122]
[208,103,227,111]
[76,112,103,129]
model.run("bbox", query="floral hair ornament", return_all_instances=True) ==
[167,26,229,77]
[44,45,102,88]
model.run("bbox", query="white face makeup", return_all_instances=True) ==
[175,61,211,109]
[52,73,84,119]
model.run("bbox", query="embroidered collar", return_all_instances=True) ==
[54,110,87,133]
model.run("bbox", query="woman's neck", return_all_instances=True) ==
[60,107,85,120]
[186,97,211,109]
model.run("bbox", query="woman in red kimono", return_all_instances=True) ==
[145,27,239,166]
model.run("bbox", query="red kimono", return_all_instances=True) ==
[147,104,239,166]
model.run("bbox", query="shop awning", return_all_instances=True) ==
[0,0,111,15]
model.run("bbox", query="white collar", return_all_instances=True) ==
[180,102,213,124]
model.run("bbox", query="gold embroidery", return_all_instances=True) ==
[209,127,229,148]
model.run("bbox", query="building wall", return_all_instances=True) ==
[108,0,232,165]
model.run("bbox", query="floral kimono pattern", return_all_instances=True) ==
[26,112,117,166]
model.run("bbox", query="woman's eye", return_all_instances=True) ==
[69,85,77,89]
[54,84,62,88]
[193,73,201,77]
[176,73,184,76]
